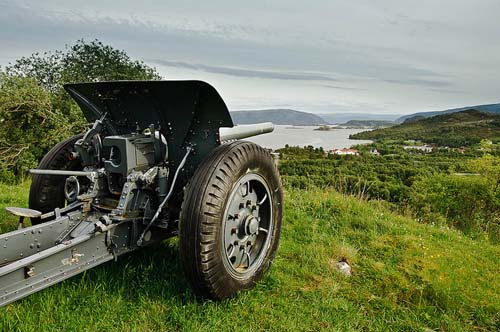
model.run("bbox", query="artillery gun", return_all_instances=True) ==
[0,81,282,306]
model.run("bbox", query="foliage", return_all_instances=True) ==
[277,144,500,242]
[278,145,471,202]
[0,184,499,331]
[351,109,500,147]
[0,74,72,182]
[0,40,161,181]
[397,103,500,123]
[279,144,326,159]
[6,39,161,92]
[410,174,500,241]
[340,119,394,128]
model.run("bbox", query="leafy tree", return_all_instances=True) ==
[6,39,162,131]
[6,39,161,92]
[0,74,69,182]
[4,51,64,93]
[351,110,500,147]
[0,39,162,181]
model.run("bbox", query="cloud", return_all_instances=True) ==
[150,59,338,81]
[322,84,367,91]
[428,88,464,95]
[0,0,499,113]
[383,78,451,88]
[0,2,448,85]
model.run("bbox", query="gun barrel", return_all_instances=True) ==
[219,122,274,141]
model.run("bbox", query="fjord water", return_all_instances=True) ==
[243,125,372,150]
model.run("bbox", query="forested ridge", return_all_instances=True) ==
[351,109,500,147]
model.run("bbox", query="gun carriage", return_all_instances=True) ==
[0,80,282,306]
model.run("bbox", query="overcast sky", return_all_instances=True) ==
[1,0,499,115]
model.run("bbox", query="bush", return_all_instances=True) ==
[410,173,500,242]
[0,39,162,182]
[0,75,71,182]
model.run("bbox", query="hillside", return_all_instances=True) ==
[319,113,401,124]
[351,109,500,146]
[230,109,328,125]
[0,182,498,331]
[339,120,394,128]
[397,103,500,123]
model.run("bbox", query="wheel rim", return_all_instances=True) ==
[222,173,273,279]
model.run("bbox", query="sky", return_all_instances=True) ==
[1,0,499,115]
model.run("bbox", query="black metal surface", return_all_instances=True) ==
[64,80,234,193]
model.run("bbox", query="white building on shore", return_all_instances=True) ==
[403,145,433,153]
[329,148,359,156]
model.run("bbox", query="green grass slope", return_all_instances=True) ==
[351,109,500,147]
[0,183,499,331]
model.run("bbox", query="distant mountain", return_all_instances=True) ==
[396,103,500,123]
[230,109,328,125]
[403,116,425,124]
[351,109,500,147]
[319,113,401,124]
[339,120,394,128]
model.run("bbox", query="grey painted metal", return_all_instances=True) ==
[137,146,192,246]
[64,176,80,202]
[0,211,81,265]
[221,173,273,279]
[40,202,83,220]
[0,233,92,278]
[219,122,274,142]
[0,232,111,307]
[5,207,42,218]
[29,169,97,177]
[0,214,139,307]
[0,81,278,306]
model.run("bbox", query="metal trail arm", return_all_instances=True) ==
[0,212,137,307]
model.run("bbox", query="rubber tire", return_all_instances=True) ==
[179,141,283,299]
[28,134,83,225]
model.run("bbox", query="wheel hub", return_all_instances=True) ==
[222,173,273,278]
[245,216,259,235]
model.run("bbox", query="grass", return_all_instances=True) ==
[0,182,499,331]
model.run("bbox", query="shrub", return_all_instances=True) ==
[0,74,71,182]
[410,173,500,241]
[0,39,162,182]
